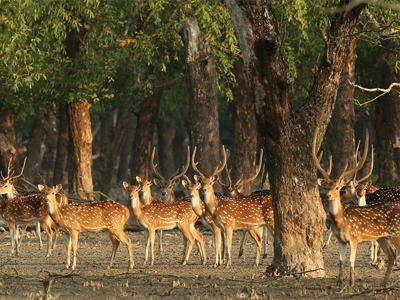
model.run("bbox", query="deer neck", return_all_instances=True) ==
[357,194,366,206]
[46,199,63,225]
[139,190,152,205]
[130,195,143,219]
[190,193,204,217]
[203,188,218,215]
[164,190,175,204]
[1,186,18,199]
[328,196,345,225]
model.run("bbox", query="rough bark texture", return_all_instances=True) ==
[375,43,400,187]
[156,118,176,176]
[53,104,69,187]
[25,109,47,183]
[226,0,365,276]
[325,37,357,177]
[181,17,221,191]
[67,101,93,199]
[130,91,162,183]
[229,57,258,195]
[0,105,20,175]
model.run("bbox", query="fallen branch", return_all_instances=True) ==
[349,80,400,106]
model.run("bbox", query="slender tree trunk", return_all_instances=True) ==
[117,117,135,184]
[25,109,47,182]
[156,118,176,176]
[67,101,93,199]
[0,105,20,174]
[101,109,129,197]
[53,104,69,186]
[227,0,365,276]
[181,17,221,190]
[43,104,58,185]
[229,57,258,195]
[375,43,400,187]
[130,91,162,183]
[325,37,357,177]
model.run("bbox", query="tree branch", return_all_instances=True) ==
[349,80,400,106]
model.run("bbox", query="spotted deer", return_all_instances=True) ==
[151,146,190,203]
[0,159,66,256]
[313,128,400,286]
[219,150,270,258]
[192,146,274,267]
[39,184,134,270]
[181,175,224,267]
[123,182,206,266]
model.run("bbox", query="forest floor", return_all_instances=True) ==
[0,225,399,300]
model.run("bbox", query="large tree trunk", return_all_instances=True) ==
[181,17,221,190]
[156,118,176,176]
[375,43,400,187]
[25,109,47,182]
[229,57,258,195]
[43,104,58,185]
[226,0,365,276]
[0,105,20,174]
[53,104,69,187]
[67,101,93,199]
[325,38,357,177]
[130,90,162,182]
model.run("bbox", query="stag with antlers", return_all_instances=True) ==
[192,146,274,267]
[313,128,400,286]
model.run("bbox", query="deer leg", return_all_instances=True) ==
[180,225,195,265]
[143,230,149,265]
[225,227,233,268]
[149,229,156,266]
[323,230,333,249]
[190,224,206,265]
[349,241,358,287]
[238,231,247,257]
[66,233,72,269]
[212,225,222,268]
[371,240,379,263]
[379,237,396,286]
[157,229,163,253]
[248,229,262,266]
[9,222,17,256]
[71,231,79,270]
[107,232,120,269]
[181,233,188,263]
[262,226,268,258]
[42,219,53,257]
[114,230,134,269]
[36,223,43,250]
[338,241,347,285]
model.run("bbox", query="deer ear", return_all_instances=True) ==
[136,176,142,183]
[38,184,45,191]
[181,180,188,188]
[211,175,218,184]
[317,178,325,187]
[171,178,180,187]
[55,184,62,192]
[352,180,358,187]
[153,179,162,188]
[123,182,129,189]
[194,175,201,183]
[339,177,349,187]
[366,180,372,186]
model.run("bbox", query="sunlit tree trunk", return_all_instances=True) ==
[181,17,221,191]
[0,104,20,174]
[226,0,365,276]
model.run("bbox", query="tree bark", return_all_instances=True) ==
[156,117,176,176]
[181,17,221,191]
[229,57,258,195]
[53,104,69,187]
[24,109,47,182]
[375,43,400,187]
[117,116,135,184]
[43,104,58,185]
[0,105,20,175]
[67,101,93,199]
[325,37,357,177]
[130,91,162,183]
[226,0,365,276]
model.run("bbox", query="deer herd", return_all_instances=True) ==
[1,129,400,287]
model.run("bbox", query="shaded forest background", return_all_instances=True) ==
[0,0,399,198]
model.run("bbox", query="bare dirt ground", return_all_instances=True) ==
[0,226,399,300]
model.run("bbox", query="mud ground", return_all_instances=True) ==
[0,226,399,300]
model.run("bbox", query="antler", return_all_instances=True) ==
[151,147,167,184]
[192,146,206,179]
[211,145,227,177]
[338,129,369,182]
[235,149,264,191]
[192,145,227,179]
[0,157,26,181]
[313,129,331,181]
[170,146,190,182]
[357,145,374,183]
